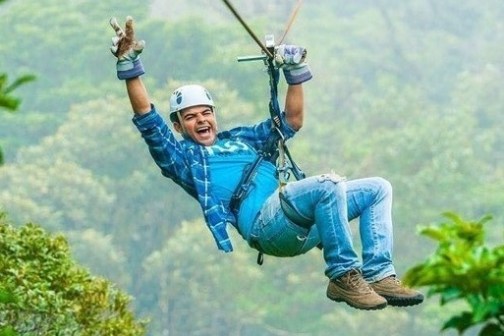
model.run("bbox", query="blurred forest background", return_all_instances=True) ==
[0,0,503,335]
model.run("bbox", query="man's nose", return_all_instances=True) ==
[196,113,205,122]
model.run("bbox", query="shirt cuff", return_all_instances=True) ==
[131,104,163,131]
[279,111,297,139]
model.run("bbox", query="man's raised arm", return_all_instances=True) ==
[109,16,151,115]
[276,44,312,131]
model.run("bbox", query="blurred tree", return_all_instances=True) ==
[0,0,150,112]
[0,212,148,335]
[0,160,115,231]
[404,212,504,336]
[138,218,328,335]
[65,228,132,289]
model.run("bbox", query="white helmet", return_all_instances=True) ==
[169,84,215,122]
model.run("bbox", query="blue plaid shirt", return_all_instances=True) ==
[132,105,296,252]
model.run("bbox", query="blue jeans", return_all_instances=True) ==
[248,174,396,282]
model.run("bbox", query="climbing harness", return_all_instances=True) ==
[225,0,306,211]
[223,0,307,265]
[229,34,305,212]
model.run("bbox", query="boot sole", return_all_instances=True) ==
[380,294,424,307]
[327,295,387,311]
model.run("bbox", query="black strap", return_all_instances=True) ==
[257,251,264,265]
[229,129,282,215]
[229,156,264,217]
[266,59,305,181]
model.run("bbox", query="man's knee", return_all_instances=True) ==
[372,177,393,199]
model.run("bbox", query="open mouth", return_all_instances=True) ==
[196,127,211,135]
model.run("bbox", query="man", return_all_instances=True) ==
[109,17,424,311]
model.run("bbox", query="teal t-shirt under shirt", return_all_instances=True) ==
[206,138,279,239]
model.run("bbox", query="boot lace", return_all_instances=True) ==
[343,270,373,293]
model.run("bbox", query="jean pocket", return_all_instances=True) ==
[257,215,311,257]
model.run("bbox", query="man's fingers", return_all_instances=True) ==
[133,40,145,52]
[110,33,122,56]
[301,49,307,62]
[110,44,119,55]
[124,16,135,40]
[109,16,142,58]
[109,17,125,38]
[111,36,120,46]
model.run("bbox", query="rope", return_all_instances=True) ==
[278,0,304,44]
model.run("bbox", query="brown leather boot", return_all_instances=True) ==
[370,275,424,307]
[327,269,387,310]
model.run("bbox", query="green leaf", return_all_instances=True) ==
[442,211,464,225]
[0,94,20,111]
[478,323,504,336]
[439,287,462,305]
[4,74,36,94]
[0,74,35,111]
[441,312,474,334]
[0,289,17,304]
[418,225,447,242]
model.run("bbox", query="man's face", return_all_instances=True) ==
[174,105,217,146]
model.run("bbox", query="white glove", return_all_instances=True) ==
[274,44,312,85]
[109,16,145,80]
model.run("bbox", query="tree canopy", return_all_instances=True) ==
[0,212,147,335]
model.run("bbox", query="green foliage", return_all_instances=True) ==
[0,288,17,336]
[0,74,35,165]
[0,326,16,336]
[0,74,35,112]
[0,212,148,335]
[404,212,504,335]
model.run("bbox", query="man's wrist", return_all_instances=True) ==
[117,58,145,80]
[283,64,312,85]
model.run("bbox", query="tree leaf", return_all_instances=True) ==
[441,312,474,334]
[4,75,36,94]
[478,323,503,336]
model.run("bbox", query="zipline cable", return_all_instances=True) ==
[221,0,273,58]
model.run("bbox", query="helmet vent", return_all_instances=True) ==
[175,90,183,104]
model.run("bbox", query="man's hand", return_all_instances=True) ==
[109,16,145,80]
[274,45,306,65]
[274,44,312,85]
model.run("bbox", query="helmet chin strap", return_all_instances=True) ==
[176,110,188,134]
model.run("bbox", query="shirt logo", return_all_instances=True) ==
[206,139,253,156]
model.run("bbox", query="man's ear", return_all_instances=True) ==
[173,122,183,133]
